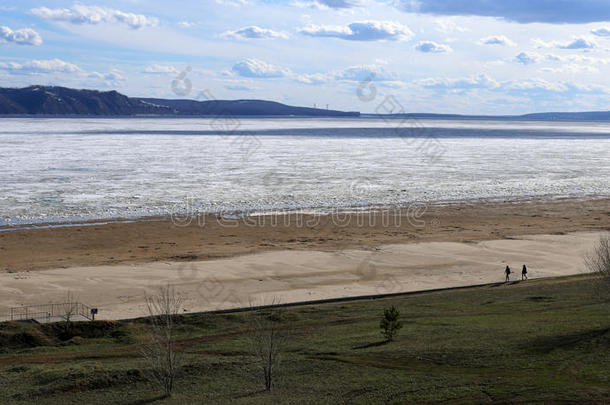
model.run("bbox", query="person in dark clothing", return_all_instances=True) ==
[522,264,528,280]
[505,265,511,282]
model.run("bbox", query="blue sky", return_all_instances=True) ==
[2,0,610,113]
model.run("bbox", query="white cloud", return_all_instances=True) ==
[502,78,609,95]
[294,0,362,10]
[505,78,607,95]
[546,53,610,65]
[86,70,127,87]
[215,0,249,6]
[231,58,289,78]
[541,64,599,73]
[540,53,609,73]
[416,73,609,97]
[417,74,499,90]
[504,78,570,93]
[178,21,196,28]
[297,64,396,84]
[220,26,289,40]
[299,21,413,41]
[515,52,541,65]
[142,64,179,74]
[30,4,158,29]
[299,24,350,38]
[0,26,42,46]
[534,36,597,49]
[335,64,396,81]
[558,37,596,49]
[296,72,330,84]
[531,39,550,48]
[225,62,400,85]
[478,35,516,47]
[0,58,81,74]
[434,18,469,33]
[415,40,452,53]
[591,27,610,37]
[88,70,126,81]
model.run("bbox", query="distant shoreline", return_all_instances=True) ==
[1,194,608,231]
[5,85,610,121]
[4,114,610,122]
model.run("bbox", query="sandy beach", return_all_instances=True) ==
[1,198,609,272]
[1,198,609,320]
[0,231,604,320]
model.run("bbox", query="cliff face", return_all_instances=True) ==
[0,86,360,117]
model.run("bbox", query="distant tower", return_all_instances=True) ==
[326,104,329,110]
[314,103,317,108]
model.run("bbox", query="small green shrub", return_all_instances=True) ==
[380,305,402,342]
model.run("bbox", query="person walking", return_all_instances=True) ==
[505,265,511,282]
[522,264,528,281]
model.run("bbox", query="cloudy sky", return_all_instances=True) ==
[3,0,610,114]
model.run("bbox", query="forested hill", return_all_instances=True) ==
[0,86,360,117]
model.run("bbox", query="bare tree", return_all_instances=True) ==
[585,233,610,300]
[62,291,78,322]
[247,300,288,391]
[141,285,183,398]
[62,291,79,333]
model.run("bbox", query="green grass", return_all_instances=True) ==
[1,277,609,404]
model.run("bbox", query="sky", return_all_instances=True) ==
[2,0,610,114]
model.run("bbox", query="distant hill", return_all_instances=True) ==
[520,111,610,121]
[0,86,172,115]
[365,111,610,122]
[139,98,359,117]
[3,85,610,121]
[0,86,359,117]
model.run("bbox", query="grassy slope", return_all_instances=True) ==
[0,276,609,404]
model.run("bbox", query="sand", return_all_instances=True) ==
[0,231,604,320]
[1,198,608,320]
[1,198,610,272]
